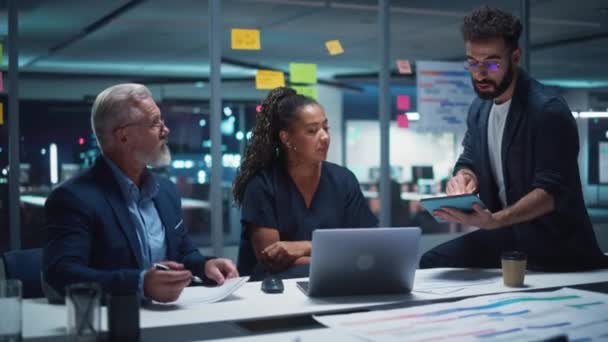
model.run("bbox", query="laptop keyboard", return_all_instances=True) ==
[296,281,309,294]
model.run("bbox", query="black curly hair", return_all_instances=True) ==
[232,87,319,205]
[462,6,522,51]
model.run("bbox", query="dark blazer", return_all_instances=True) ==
[455,69,607,270]
[44,157,211,296]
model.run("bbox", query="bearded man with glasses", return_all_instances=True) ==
[420,7,608,271]
[44,83,238,303]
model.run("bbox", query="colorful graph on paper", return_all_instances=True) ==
[314,288,608,342]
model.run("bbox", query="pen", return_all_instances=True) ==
[153,263,203,284]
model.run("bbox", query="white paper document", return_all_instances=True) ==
[315,288,608,342]
[157,276,249,306]
[203,328,367,342]
[413,269,499,294]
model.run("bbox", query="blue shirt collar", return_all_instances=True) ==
[103,155,159,202]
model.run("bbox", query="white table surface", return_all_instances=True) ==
[362,191,445,201]
[203,327,358,342]
[22,268,608,340]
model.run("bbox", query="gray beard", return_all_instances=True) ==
[138,144,172,168]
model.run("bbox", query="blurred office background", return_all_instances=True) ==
[1,0,607,258]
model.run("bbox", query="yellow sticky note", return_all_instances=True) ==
[231,28,261,50]
[0,102,4,125]
[255,70,285,89]
[0,44,3,64]
[291,86,318,100]
[325,40,344,56]
[289,63,317,84]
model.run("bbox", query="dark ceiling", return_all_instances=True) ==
[2,0,608,89]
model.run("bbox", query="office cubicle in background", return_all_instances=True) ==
[1,0,608,254]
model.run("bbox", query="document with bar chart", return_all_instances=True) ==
[314,288,608,341]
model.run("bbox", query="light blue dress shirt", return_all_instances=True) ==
[104,157,167,295]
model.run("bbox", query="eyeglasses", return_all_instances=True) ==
[117,118,166,131]
[464,60,501,73]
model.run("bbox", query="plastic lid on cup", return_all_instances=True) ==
[501,251,527,260]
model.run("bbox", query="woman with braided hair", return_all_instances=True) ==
[233,87,377,279]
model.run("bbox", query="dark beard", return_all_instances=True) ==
[471,62,514,100]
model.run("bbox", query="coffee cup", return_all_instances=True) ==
[501,251,527,287]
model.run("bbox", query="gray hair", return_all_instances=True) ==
[91,83,152,151]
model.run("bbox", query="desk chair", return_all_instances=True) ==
[2,248,44,298]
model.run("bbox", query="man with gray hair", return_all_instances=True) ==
[44,83,238,302]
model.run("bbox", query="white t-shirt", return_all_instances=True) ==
[487,99,512,208]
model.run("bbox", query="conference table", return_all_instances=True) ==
[22,268,608,341]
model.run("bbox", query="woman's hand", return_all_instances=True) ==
[260,241,311,271]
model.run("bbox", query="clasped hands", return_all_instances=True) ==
[260,241,310,272]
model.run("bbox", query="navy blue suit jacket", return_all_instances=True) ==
[455,69,607,270]
[44,157,211,295]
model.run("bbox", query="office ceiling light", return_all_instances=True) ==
[406,112,420,121]
[579,112,608,118]
[541,80,608,88]
[50,143,58,184]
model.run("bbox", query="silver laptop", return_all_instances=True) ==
[297,227,421,297]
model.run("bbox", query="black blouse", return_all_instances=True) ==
[238,161,378,275]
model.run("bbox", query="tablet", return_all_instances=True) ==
[419,194,487,222]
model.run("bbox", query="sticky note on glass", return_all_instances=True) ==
[396,59,412,74]
[325,40,344,55]
[255,70,285,89]
[0,44,3,64]
[289,63,317,84]
[0,102,4,125]
[396,114,409,128]
[397,95,410,110]
[291,86,318,100]
[231,29,261,50]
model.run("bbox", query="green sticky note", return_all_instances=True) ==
[291,86,318,100]
[0,44,3,65]
[289,63,317,84]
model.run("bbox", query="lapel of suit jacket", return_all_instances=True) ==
[500,69,527,193]
[152,180,178,260]
[94,157,144,269]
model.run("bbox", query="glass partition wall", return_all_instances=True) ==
[1,0,607,256]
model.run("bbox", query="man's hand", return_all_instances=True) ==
[143,261,192,302]
[446,169,478,195]
[204,258,239,285]
[261,241,310,272]
[433,204,501,229]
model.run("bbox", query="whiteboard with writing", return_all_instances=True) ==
[416,61,475,133]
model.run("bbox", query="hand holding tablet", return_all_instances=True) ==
[420,194,487,223]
